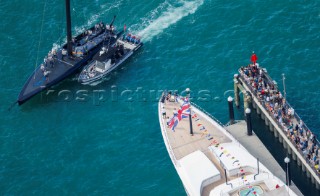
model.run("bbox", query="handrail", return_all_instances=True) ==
[238,68,320,144]
[190,102,225,127]
[159,95,180,167]
[238,67,320,177]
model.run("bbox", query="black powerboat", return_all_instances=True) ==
[17,0,118,105]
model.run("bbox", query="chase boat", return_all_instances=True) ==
[78,33,143,84]
[158,91,298,196]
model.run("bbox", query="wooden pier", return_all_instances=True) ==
[233,67,320,189]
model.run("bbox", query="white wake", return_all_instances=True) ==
[131,0,204,42]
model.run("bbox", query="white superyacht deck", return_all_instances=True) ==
[158,95,297,196]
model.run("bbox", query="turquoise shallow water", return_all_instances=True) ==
[1,0,320,195]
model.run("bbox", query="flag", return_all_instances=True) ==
[181,113,189,119]
[177,109,183,120]
[124,24,127,32]
[171,117,179,131]
[180,102,190,111]
[175,101,190,120]
[179,109,190,119]
[169,116,179,131]
[168,116,175,127]
[183,109,190,115]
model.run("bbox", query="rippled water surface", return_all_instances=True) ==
[1,0,320,195]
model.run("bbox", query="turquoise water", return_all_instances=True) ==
[239,186,263,196]
[1,0,320,195]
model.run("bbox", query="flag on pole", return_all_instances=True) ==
[180,102,190,112]
[169,116,179,131]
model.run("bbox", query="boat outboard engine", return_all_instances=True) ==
[120,45,124,55]
[115,50,120,59]
[111,56,116,64]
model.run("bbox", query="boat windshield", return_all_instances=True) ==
[95,61,105,69]
[94,61,105,73]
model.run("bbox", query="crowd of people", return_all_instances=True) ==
[240,53,320,174]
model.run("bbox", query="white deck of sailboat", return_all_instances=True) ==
[159,97,296,196]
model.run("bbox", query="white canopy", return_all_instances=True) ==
[178,150,221,196]
[209,143,259,176]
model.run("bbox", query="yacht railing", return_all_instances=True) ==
[262,70,319,145]
[190,102,225,127]
[159,95,180,167]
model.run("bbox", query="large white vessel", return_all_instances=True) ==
[158,92,297,196]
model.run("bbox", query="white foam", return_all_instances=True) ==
[74,0,123,34]
[132,0,204,42]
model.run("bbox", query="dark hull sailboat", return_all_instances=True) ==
[17,0,117,105]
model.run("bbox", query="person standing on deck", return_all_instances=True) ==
[251,51,258,65]
[162,107,166,119]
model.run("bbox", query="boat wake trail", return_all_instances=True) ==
[74,0,123,34]
[131,0,204,42]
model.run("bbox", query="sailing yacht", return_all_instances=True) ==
[17,0,120,105]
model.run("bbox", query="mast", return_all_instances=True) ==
[65,0,72,56]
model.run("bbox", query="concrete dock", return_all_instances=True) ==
[226,120,303,196]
